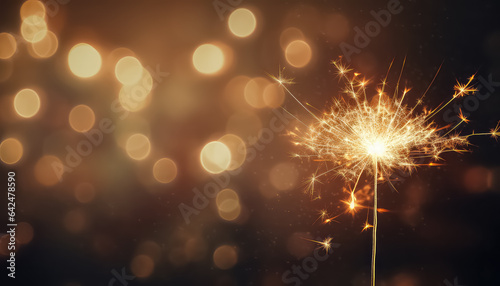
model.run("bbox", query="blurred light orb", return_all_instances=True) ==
[74,182,96,203]
[63,209,86,233]
[200,141,231,174]
[218,134,246,170]
[16,222,34,245]
[280,27,304,50]
[14,88,40,118]
[213,245,238,270]
[118,68,153,112]
[263,82,285,108]
[125,133,151,160]
[216,189,241,221]
[20,0,46,20]
[228,8,257,38]
[285,40,312,68]
[28,30,58,58]
[225,111,262,146]
[153,158,177,183]
[0,33,17,59]
[21,15,47,43]
[192,44,224,74]
[0,138,23,164]
[68,43,102,78]
[269,162,299,191]
[34,155,63,186]
[244,77,269,109]
[69,104,95,133]
[115,56,143,85]
[130,254,155,278]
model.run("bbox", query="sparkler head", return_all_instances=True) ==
[284,59,477,191]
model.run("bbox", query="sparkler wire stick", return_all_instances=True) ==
[371,158,378,286]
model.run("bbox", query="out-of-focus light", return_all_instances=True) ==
[115,56,143,85]
[153,158,177,183]
[287,232,314,258]
[68,43,102,78]
[14,88,40,118]
[225,111,262,145]
[216,189,241,221]
[136,241,162,262]
[200,141,231,174]
[0,138,23,164]
[192,44,224,74]
[218,134,246,170]
[20,0,46,20]
[28,30,58,58]
[464,166,492,193]
[34,155,62,186]
[224,75,251,110]
[21,15,47,43]
[285,40,312,68]
[263,82,285,108]
[74,182,96,203]
[228,8,257,38]
[63,209,86,233]
[16,222,34,245]
[244,77,269,108]
[269,162,299,191]
[69,104,95,133]
[130,255,155,278]
[324,13,350,43]
[213,245,238,270]
[280,27,304,50]
[0,33,17,59]
[125,133,151,160]
[118,68,153,112]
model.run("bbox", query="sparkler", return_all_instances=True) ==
[273,59,499,286]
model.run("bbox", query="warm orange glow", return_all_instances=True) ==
[0,138,23,164]
[69,104,95,133]
[0,33,17,59]
[153,158,177,183]
[285,40,312,68]
[213,245,238,270]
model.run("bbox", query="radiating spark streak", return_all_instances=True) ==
[273,59,498,286]
[302,237,333,252]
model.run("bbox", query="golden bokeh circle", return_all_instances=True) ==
[228,8,257,38]
[0,33,17,59]
[115,56,143,85]
[192,44,224,74]
[218,134,246,170]
[69,105,95,133]
[0,138,23,165]
[200,141,231,174]
[14,88,41,118]
[21,15,47,43]
[20,0,46,20]
[285,40,312,68]
[28,30,58,58]
[153,158,178,183]
[68,43,102,78]
[125,133,151,160]
[213,245,238,270]
[34,155,63,186]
